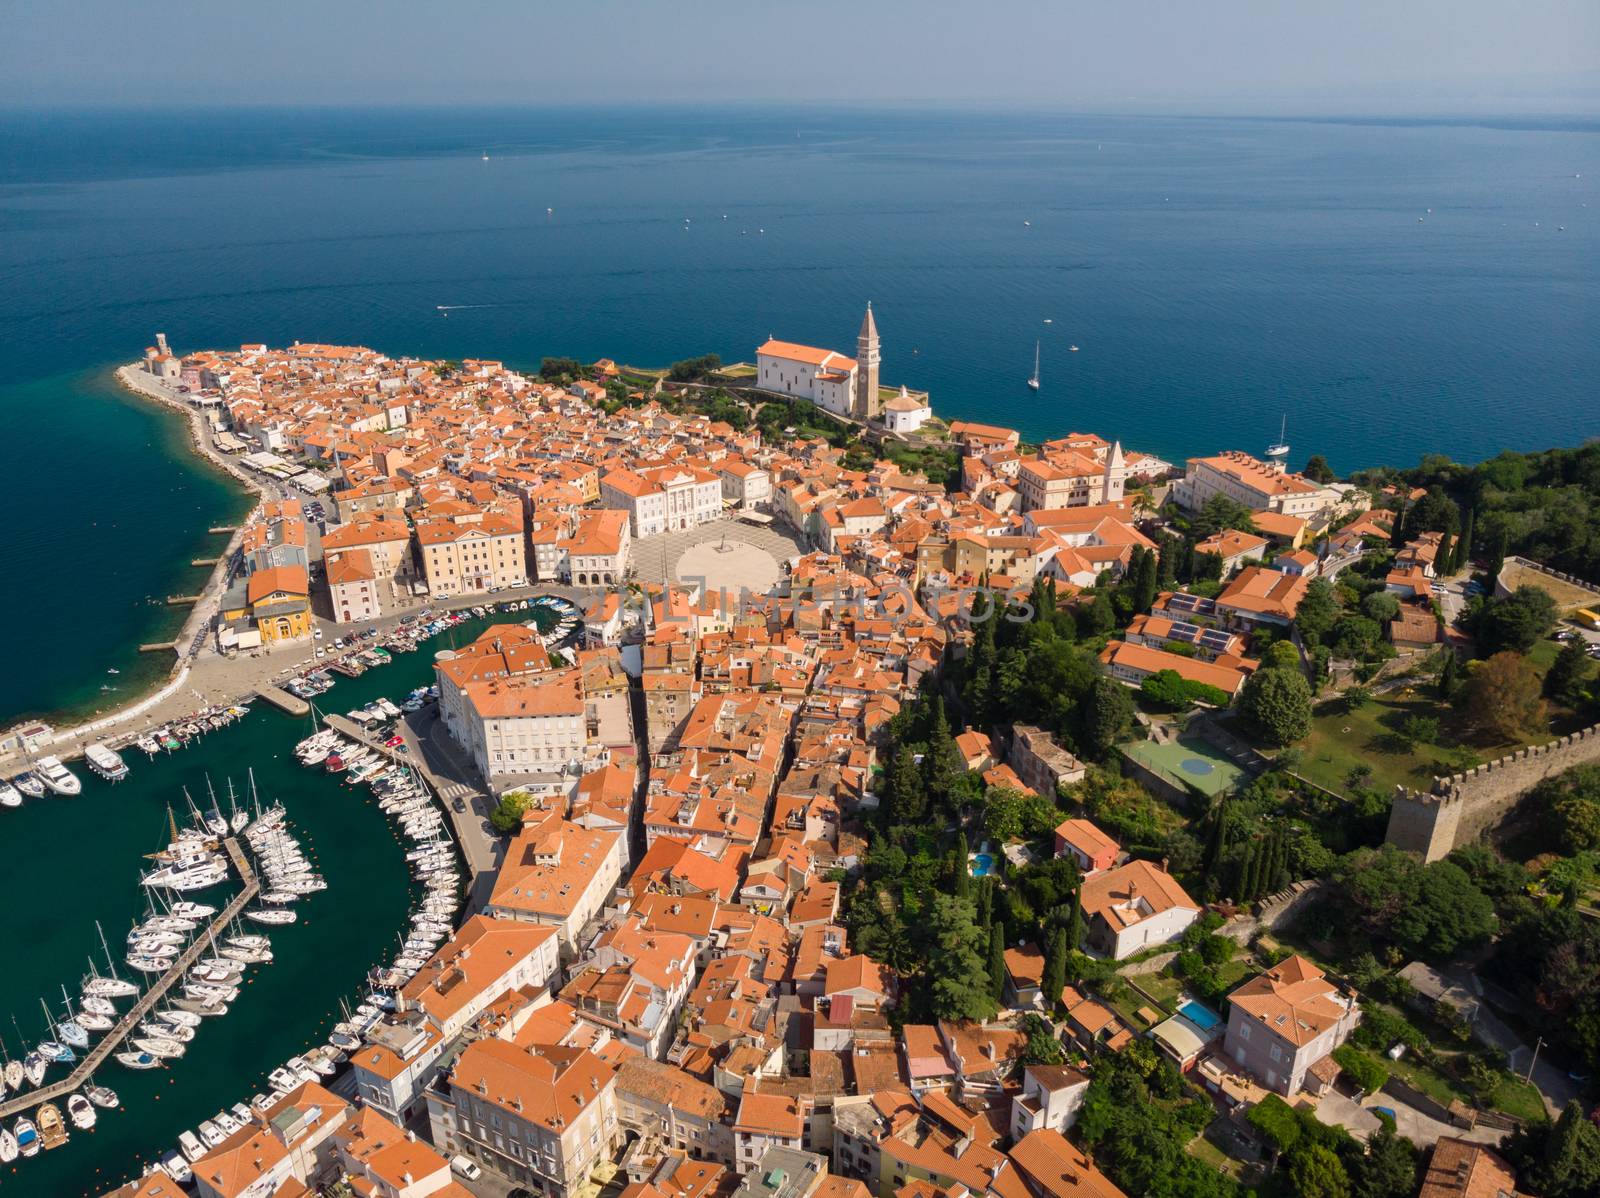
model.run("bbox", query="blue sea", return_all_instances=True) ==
[1,106,1597,725]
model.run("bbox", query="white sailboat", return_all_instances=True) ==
[1266,415,1290,460]
[1027,340,1041,390]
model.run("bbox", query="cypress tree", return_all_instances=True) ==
[1486,529,1509,585]
[1203,798,1230,875]
[1132,546,1159,613]
[988,919,1008,1003]
[1240,839,1262,901]
[1066,885,1085,952]
[1457,507,1476,574]
[976,875,994,931]
[1438,650,1460,700]
[953,839,972,901]
[1436,528,1454,577]
[1042,926,1068,1012]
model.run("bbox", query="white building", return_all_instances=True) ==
[1171,451,1341,520]
[460,671,587,783]
[1009,1065,1091,1139]
[755,303,883,420]
[601,465,723,539]
[1079,859,1200,960]
[718,459,773,511]
[881,386,932,434]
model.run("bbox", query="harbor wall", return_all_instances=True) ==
[1384,722,1600,861]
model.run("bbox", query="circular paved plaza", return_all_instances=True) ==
[638,519,806,600]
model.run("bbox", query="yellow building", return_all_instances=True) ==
[247,565,312,642]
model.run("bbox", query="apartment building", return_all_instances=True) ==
[565,508,632,587]
[602,466,724,539]
[1222,956,1360,1097]
[459,671,587,783]
[486,821,625,951]
[428,1041,621,1198]
[325,548,381,625]
[1171,451,1340,521]
[416,505,528,597]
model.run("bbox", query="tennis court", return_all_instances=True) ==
[1122,736,1248,799]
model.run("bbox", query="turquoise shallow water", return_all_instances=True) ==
[0,613,510,1196]
[1,107,1597,726]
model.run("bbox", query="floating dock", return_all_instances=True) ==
[0,838,259,1120]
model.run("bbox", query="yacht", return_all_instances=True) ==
[3,1058,24,1091]
[198,1119,227,1148]
[85,1082,120,1108]
[171,900,218,920]
[36,756,82,796]
[14,1116,40,1157]
[143,857,229,892]
[0,1127,16,1162]
[116,1050,163,1070]
[84,972,140,999]
[0,777,20,807]
[1266,415,1290,460]
[1027,340,1040,390]
[126,952,175,974]
[85,743,129,781]
[178,1129,207,1162]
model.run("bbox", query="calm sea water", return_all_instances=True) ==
[2,106,1597,725]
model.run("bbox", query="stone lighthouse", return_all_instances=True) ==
[854,301,882,420]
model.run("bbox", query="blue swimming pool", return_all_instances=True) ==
[969,853,997,877]
[1179,1000,1223,1031]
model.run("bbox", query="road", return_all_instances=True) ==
[400,705,504,915]
[1315,1091,1505,1151]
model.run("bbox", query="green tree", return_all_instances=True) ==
[1345,1124,1420,1198]
[926,894,998,1022]
[1066,885,1085,953]
[1437,650,1460,700]
[1457,651,1544,743]
[489,790,535,834]
[886,745,929,824]
[1477,586,1558,654]
[1264,640,1303,671]
[1290,1144,1353,1198]
[1506,1100,1600,1198]
[1192,493,1259,539]
[922,698,966,805]
[1131,547,1160,613]
[1361,591,1401,624]
[953,832,972,901]
[1457,506,1476,572]
[1083,675,1136,756]
[1239,666,1314,746]
[1546,640,1590,703]
[1019,1013,1065,1064]
[1331,1046,1388,1095]
[1247,1094,1303,1158]
[1042,926,1068,1010]
[1303,454,1336,484]
[987,919,1007,1003]
[1485,528,1509,584]
[1295,578,1342,645]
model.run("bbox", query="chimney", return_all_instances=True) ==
[1160,857,1169,872]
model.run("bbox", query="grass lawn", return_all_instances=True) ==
[1295,694,1478,796]
[1187,1129,1250,1181]
[1488,1076,1549,1122]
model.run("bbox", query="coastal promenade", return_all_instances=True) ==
[0,837,259,1121]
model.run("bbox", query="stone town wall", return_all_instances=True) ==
[1384,722,1600,861]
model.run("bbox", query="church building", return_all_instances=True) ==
[756,303,884,420]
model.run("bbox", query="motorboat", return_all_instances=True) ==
[198,1119,227,1148]
[116,1050,163,1069]
[162,1148,195,1183]
[267,1066,300,1091]
[14,1116,40,1157]
[171,900,218,920]
[37,1101,68,1149]
[178,1128,207,1162]
[85,742,129,781]
[0,777,20,807]
[215,1109,242,1136]
[36,756,82,796]
[11,771,46,798]
[68,1093,96,1129]
[85,1083,120,1108]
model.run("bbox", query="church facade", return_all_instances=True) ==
[756,303,884,421]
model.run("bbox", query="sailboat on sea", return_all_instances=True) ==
[1266,415,1290,460]
[1027,341,1041,391]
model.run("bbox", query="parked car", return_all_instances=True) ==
[451,1155,482,1181]
[384,735,404,748]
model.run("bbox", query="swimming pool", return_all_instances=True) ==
[1179,999,1223,1032]
[969,853,997,877]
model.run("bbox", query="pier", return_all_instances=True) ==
[325,714,411,766]
[0,837,259,1121]
[254,686,309,717]
[165,594,203,606]
[138,641,179,653]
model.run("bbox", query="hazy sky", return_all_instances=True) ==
[5,0,1596,112]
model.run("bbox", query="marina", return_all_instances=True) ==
[0,608,528,1197]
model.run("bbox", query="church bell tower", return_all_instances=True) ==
[855,301,881,420]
